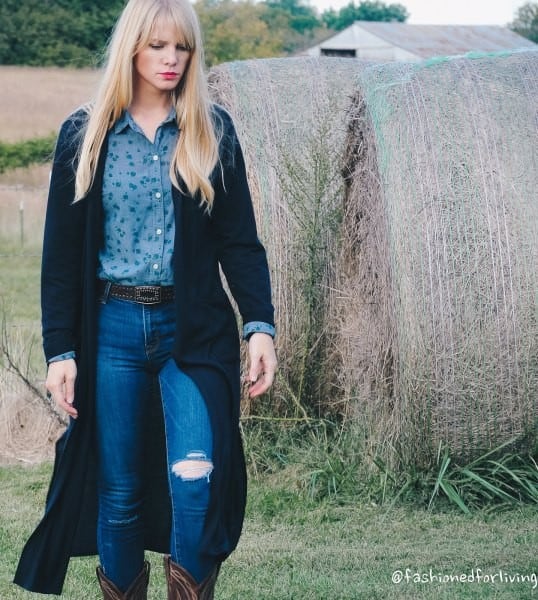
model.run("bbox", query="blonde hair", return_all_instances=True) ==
[75,0,220,207]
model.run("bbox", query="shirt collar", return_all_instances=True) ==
[113,106,177,134]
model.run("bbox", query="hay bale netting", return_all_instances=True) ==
[340,50,538,465]
[208,57,369,414]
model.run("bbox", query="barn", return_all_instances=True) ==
[304,21,537,60]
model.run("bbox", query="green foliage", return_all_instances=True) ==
[0,0,123,66]
[242,419,538,515]
[0,0,412,67]
[509,1,538,43]
[195,0,284,66]
[427,441,538,513]
[0,135,56,174]
[323,0,409,31]
[264,0,319,34]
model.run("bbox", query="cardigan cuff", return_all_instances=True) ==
[242,321,276,341]
[48,351,76,364]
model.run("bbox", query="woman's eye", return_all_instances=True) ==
[177,44,189,52]
[150,44,163,49]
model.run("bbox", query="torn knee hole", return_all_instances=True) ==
[172,452,213,481]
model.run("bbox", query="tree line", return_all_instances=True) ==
[0,0,536,68]
[0,0,408,67]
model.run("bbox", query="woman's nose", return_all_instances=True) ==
[164,49,177,65]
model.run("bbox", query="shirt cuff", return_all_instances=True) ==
[48,351,76,364]
[242,321,276,341]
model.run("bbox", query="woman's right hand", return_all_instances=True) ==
[46,359,78,419]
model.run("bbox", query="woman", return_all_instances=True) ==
[14,0,277,598]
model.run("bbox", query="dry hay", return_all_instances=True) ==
[0,323,64,464]
[0,375,63,465]
[208,57,369,415]
[339,50,538,465]
[0,66,100,142]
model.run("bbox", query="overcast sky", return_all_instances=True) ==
[311,0,527,25]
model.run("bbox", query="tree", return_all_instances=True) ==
[195,0,284,66]
[261,0,327,53]
[509,1,538,43]
[263,0,320,34]
[322,0,408,31]
[0,0,123,66]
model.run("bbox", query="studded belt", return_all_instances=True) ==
[98,280,174,304]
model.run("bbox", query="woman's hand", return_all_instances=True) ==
[46,359,78,419]
[247,333,277,398]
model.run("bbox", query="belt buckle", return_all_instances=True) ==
[135,286,161,304]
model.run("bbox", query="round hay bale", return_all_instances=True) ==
[339,50,538,465]
[208,57,370,415]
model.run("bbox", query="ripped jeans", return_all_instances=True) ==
[95,296,216,591]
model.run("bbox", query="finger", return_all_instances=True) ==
[48,382,78,418]
[59,398,78,418]
[50,390,78,418]
[64,373,76,406]
[248,354,262,383]
[246,353,262,393]
[249,364,276,397]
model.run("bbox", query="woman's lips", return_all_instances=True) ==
[160,72,179,80]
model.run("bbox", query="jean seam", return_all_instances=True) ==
[158,375,182,564]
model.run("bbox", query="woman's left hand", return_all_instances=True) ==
[247,333,277,397]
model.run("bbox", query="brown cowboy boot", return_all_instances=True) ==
[163,555,220,600]
[96,560,150,600]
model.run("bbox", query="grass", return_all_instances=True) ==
[0,462,537,599]
[0,66,99,143]
[0,234,42,378]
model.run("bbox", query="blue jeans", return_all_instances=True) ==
[95,296,216,591]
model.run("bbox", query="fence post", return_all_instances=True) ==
[19,200,24,248]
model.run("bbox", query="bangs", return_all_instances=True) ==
[135,8,196,53]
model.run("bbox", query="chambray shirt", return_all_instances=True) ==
[98,109,176,285]
[49,109,273,363]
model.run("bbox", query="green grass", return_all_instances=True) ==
[1,463,537,599]
[0,242,41,325]
[0,244,43,379]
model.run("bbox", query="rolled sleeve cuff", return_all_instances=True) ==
[242,321,276,341]
[48,351,76,364]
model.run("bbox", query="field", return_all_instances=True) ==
[0,65,537,599]
[1,463,537,600]
[0,66,99,142]
[0,66,98,465]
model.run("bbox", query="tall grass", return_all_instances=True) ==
[241,419,538,514]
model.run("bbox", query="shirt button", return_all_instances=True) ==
[156,228,162,235]
[155,192,162,199]
[152,154,159,161]
[153,263,159,270]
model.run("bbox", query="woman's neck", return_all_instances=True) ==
[128,95,173,143]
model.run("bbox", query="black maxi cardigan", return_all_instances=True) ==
[14,105,274,595]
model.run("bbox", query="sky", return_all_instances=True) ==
[310,0,527,26]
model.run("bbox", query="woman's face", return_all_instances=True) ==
[133,21,191,100]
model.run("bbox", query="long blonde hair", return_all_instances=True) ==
[75,0,220,207]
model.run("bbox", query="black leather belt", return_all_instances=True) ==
[98,280,174,304]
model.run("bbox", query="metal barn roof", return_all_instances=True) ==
[306,22,537,61]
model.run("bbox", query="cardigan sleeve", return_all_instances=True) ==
[210,108,275,329]
[41,112,88,362]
